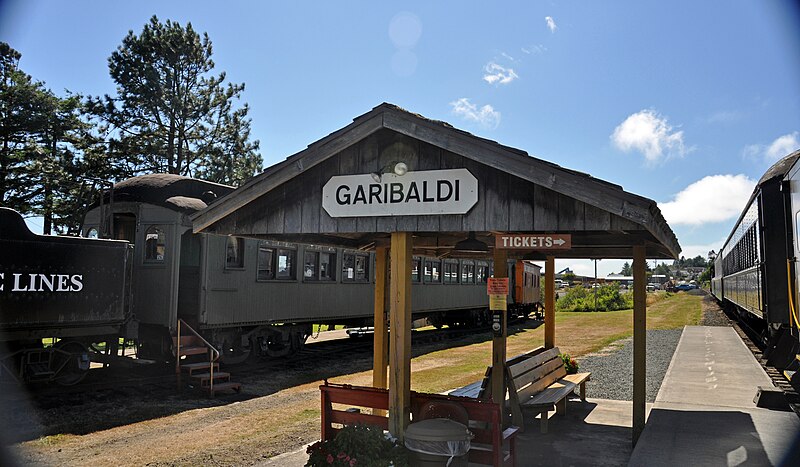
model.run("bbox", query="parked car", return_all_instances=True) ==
[675,283,697,291]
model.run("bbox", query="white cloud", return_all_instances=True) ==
[450,98,501,129]
[521,44,547,55]
[659,174,755,226]
[766,132,799,160]
[611,109,687,163]
[742,131,799,161]
[500,52,516,62]
[483,62,519,85]
[545,16,557,33]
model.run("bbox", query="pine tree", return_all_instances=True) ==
[0,42,56,217]
[87,16,262,186]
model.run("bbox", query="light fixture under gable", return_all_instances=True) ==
[370,161,409,182]
[453,232,489,253]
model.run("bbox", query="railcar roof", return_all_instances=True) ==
[94,173,235,214]
[759,150,800,185]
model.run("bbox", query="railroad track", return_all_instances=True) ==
[3,318,542,407]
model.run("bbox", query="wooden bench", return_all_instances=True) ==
[320,381,518,467]
[506,347,590,433]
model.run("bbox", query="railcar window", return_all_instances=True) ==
[277,249,296,279]
[443,261,460,284]
[411,259,421,282]
[144,226,166,262]
[424,259,441,283]
[342,252,369,282]
[476,262,489,284]
[113,213,136,242]
[225,237,245,268]
[461,261,475,284]
[257,245,275,280]
[304,250,336,281]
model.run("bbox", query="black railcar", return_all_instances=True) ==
[711,150,800,367]
[0,208,133,384]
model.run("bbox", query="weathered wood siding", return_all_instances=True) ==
[209,129,638,236]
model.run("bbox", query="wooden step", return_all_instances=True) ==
[178,346,209,357]
[210,381,241,395]
[181,362,219,376]
[192,372,231,386]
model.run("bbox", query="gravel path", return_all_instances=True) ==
[578,291,729,402]
[578,329,683,402]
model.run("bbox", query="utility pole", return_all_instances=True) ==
[594,259,599,312]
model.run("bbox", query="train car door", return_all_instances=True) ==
[177,231,202,325]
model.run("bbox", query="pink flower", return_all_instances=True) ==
[326,453,334,464]
[349,459,357,466]
[338,452,347,459]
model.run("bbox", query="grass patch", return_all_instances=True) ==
[37,434,72,446]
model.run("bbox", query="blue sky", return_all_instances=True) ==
[2,1,799,277]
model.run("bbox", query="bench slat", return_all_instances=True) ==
[508,347,561,378]
[561,372,591,386]
[521,381,576,408]
[516,361,566,401]
[448,380,483,398]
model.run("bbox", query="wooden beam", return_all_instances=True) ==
[491,249,508,409]
[632,245,647,445]
[545,256,555,349]
[388,232,412,439]
[373,247,388,390]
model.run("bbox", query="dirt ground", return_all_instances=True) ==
[3,293,710,466]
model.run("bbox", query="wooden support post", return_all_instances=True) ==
[545,256,556,349]
[491,249,508,409]
[373,246,388,390]
[632,246,647,445]
[388,233,412,440]
[373,246,389,417]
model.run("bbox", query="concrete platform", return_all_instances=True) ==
[629,326,800,466]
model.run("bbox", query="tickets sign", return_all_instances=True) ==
[495,234,572,250]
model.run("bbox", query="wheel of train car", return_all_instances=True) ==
[221,339,251,365]
[51,341,89,386]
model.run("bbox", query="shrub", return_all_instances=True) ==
[306,425,408,467]
[559,353,579,374]
[556,283,633,312]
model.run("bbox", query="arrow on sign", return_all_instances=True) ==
[553,238,566,246]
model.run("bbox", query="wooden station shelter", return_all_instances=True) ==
[192,103,680,445]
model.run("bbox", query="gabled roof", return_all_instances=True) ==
[192,103,680,258]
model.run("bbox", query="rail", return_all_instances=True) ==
[176,319,220,396]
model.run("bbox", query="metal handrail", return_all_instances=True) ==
[176,319,221,396]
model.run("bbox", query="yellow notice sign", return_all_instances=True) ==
[489,294,507,311]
